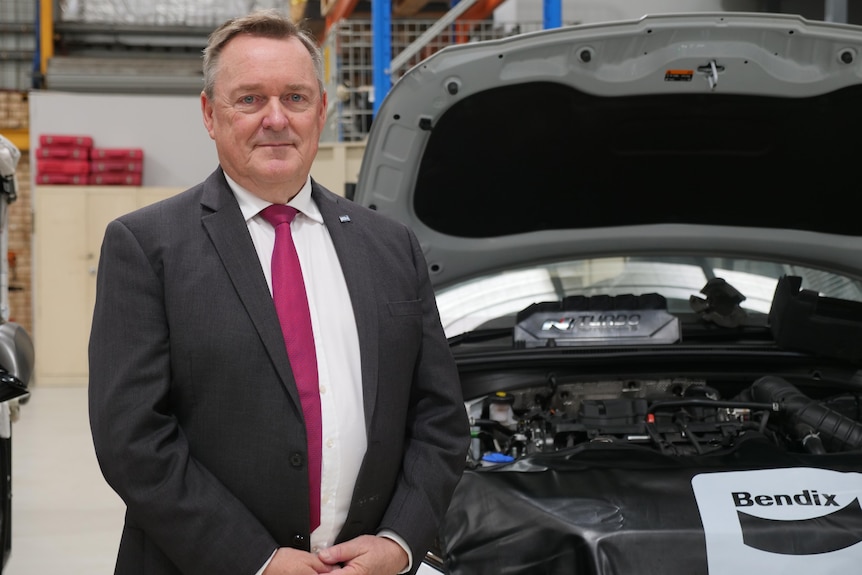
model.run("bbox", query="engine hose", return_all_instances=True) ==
[750,375,862,452]
[795,424,827,455]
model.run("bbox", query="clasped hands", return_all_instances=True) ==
[263,534,409,575]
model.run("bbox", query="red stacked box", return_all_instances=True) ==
[89,148,145,185]
[35,138,145,186]
[35,134,94,184]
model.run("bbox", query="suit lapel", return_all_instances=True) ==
[199,169,303,408]
[312,183,380,432]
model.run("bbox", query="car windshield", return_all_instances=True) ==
[434,256,862,339]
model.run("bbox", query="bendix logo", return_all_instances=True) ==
[732,488,839,509]
[692,468,862,575]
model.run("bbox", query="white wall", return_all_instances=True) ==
[28,90,367,195]
[29,91,217,189]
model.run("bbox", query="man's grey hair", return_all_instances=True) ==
[202,9,324,99]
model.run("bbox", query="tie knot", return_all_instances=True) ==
[260,204,299,228]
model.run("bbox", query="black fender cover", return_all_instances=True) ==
[440,436,862,575]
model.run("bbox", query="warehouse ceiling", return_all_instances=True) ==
[46,0,859,95]
[47,1,458,94]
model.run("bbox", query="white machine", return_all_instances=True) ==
[0,133,34,568]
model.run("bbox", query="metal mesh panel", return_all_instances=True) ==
[323,18,548,142]
[0,0,36,90]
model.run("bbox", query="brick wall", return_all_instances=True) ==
[0,91,28,131]
[9,152,32,336]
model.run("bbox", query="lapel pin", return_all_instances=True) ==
[339,215,352,223]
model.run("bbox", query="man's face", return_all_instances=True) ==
[201,34,327,203]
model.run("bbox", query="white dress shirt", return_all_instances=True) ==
[227,176,413,574]
[229,173,366,551]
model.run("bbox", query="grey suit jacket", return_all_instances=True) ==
[88,168,469,575]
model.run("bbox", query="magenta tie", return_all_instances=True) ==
[260,204,322,531]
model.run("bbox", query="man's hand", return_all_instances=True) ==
[263,547,338,574]
[317,535,409,575]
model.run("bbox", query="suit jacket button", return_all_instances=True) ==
[289,452,304,467]
[292,534,306,547]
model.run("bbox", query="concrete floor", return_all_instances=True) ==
[6,385,123,574]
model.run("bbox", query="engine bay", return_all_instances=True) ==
[464,276,862,465]
[439,278,862,574]
[467,375,862,466]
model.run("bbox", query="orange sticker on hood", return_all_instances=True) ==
[665,69,694,81]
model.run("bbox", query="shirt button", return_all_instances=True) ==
[319,384,327,394]
[311,546,319,553]
[326,438,335,448]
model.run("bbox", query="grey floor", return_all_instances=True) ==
[6,385,123,574]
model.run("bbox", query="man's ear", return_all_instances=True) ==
[201,91,216,139]
[318,90,328,130]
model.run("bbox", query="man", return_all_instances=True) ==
[88,9,469,575]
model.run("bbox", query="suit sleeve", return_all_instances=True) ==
[88,218,277,575]
[377,226,471,571]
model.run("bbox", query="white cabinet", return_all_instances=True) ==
[34,186,182,385]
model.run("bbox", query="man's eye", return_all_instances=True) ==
[241,95,256,104]
[287,94,305,103]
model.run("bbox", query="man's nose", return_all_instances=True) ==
[261,98,289,130]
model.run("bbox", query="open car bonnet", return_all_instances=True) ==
[353,11,862,291]
[353,13,862,575]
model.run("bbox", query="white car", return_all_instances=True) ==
[354,11,862,575]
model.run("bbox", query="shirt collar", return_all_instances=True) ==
[225,173,323,225]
